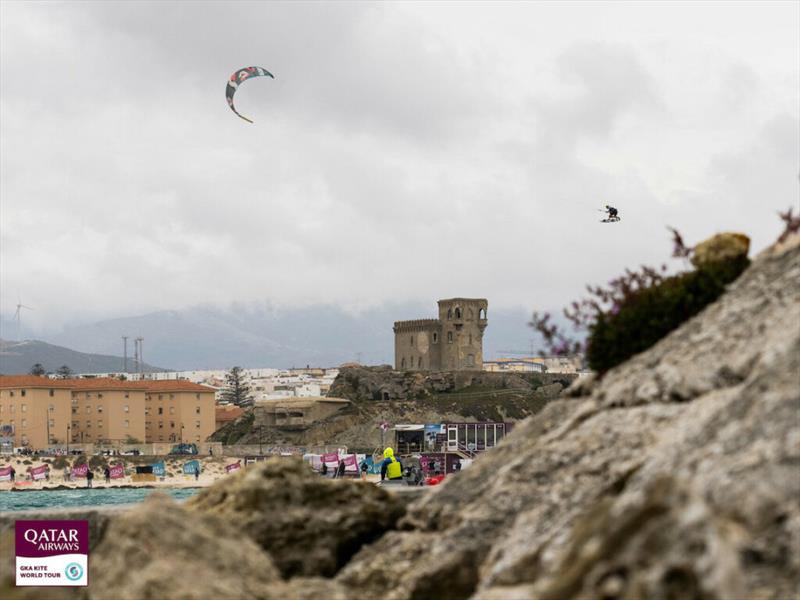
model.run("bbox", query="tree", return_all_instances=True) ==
[221,366,253,407]
[56,365,73,379]
[29,363,46,376]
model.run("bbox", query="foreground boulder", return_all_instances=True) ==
[187,458,406,578]
[338,236,800,599]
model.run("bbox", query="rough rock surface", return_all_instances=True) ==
[692,231,750,268]
[337,237,800,599]
[186,458,406,578]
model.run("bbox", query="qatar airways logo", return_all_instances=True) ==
[23,528,81,552]
[16,521,88,587]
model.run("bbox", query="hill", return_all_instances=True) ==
[0,339,168,375]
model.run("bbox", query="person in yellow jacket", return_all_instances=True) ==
[380,447,403,482]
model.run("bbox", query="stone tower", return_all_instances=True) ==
[393,298,487,371]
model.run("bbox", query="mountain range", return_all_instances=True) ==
[0,302,556,372]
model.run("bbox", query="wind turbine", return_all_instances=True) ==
[13,297,33,341]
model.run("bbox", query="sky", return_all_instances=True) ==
[1,1,798,334]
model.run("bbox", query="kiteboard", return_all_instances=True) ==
[601,216,621,223]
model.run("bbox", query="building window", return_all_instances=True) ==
[479,308,486,319]
[49,389,54,397]
[448,332,453,343]
[195,406,200,414]
[98,393,103,399]
[158,407,163,415]
[401,358,406,368]
[71,396,77,405]
[418,357,422,368]
[170,421,175,429]
[158,395,163,400]
[195,421,200,428]
[447,309,452,320]
[468,354,475,366]
[86,393,90,399]
[124,420,129,428]
[86,406,91,414]
[410,336,414,347]
[195,393,200,399]
[170,406,175,415]
[10,405,15,413]
[158,422,163,429]
[433,332,438,343]
[124,393,129,399]
[49,419,55,427]
[170,394,175,399]
[145,408,150,416]
[98,420,103,428]
[97,406,103,413]
[455,308,461,319]
[86,421,91,428]
[469,334,472,345]
[72,407,78,414]
[196,436,201,442]
[21,404,27,412]
[21,419,27,429]
[48,404,54,411]
[21,390,26,397]
[158,436,163,441]
[124,405,129,413]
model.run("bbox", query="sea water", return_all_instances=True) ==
[0,488,200,512]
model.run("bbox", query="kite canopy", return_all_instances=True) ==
[225,66,274,123]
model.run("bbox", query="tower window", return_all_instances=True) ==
[447,309,452,320]
[455,308,461,319]
[418,357,422,368]
[410,336,414,347]
[479,308,487,319]
[433,333,438,343]
[448,332,453,343]
[401,358,406,368]
[469,334,472,345]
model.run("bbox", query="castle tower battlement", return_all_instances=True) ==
[394,299,487,372]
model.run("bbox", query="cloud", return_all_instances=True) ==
[1,2,798,335]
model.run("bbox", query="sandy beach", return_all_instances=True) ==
[0,455,232,491]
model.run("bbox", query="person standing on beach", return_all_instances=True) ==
[194,465,200,481]
[64,466,71,483]
[336,460,346,479]
[104,466,110,484]
[321,462,328,477]
[10,466,15,483]
[360,459,369,480]
[86,469,94,489]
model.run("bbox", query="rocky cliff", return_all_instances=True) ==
[2,235,797,600]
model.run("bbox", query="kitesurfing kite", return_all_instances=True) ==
[225,66,274,123]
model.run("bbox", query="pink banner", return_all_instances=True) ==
[109,464,125,479]
[31,465,49,480]
[342,454,357,467]
[71,463,88,478]
[321,452,339,464]
[0,466,11,481]
[225,462,241,473]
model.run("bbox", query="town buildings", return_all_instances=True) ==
[0,376,215,450]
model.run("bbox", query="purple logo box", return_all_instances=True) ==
[15,521,89,558]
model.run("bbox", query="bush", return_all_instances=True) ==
[88,455,107,470]
[51,456,69,470]
[586,256,749,373]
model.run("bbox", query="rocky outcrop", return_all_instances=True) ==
[337,236,800,599]
[186,458,405,578]
[328,366,575,402]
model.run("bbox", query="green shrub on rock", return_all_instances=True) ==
[586,255,750,373]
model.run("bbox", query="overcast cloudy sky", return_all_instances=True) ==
[1,1,798,333]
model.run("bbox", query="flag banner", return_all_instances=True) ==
[321,452,339,465]
[109,465,125,479]
[151,462,166,477]
[342,454,357,467]
[71,464,88,478]
[0,466,11,481]
[31,465,49,481]
[183,460,200,475]
[225,462,241,473]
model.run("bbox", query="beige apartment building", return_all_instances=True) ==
[0,376,73,449]
[69,379,147,446]
[0,376,216,450]
[139,380,216,444]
